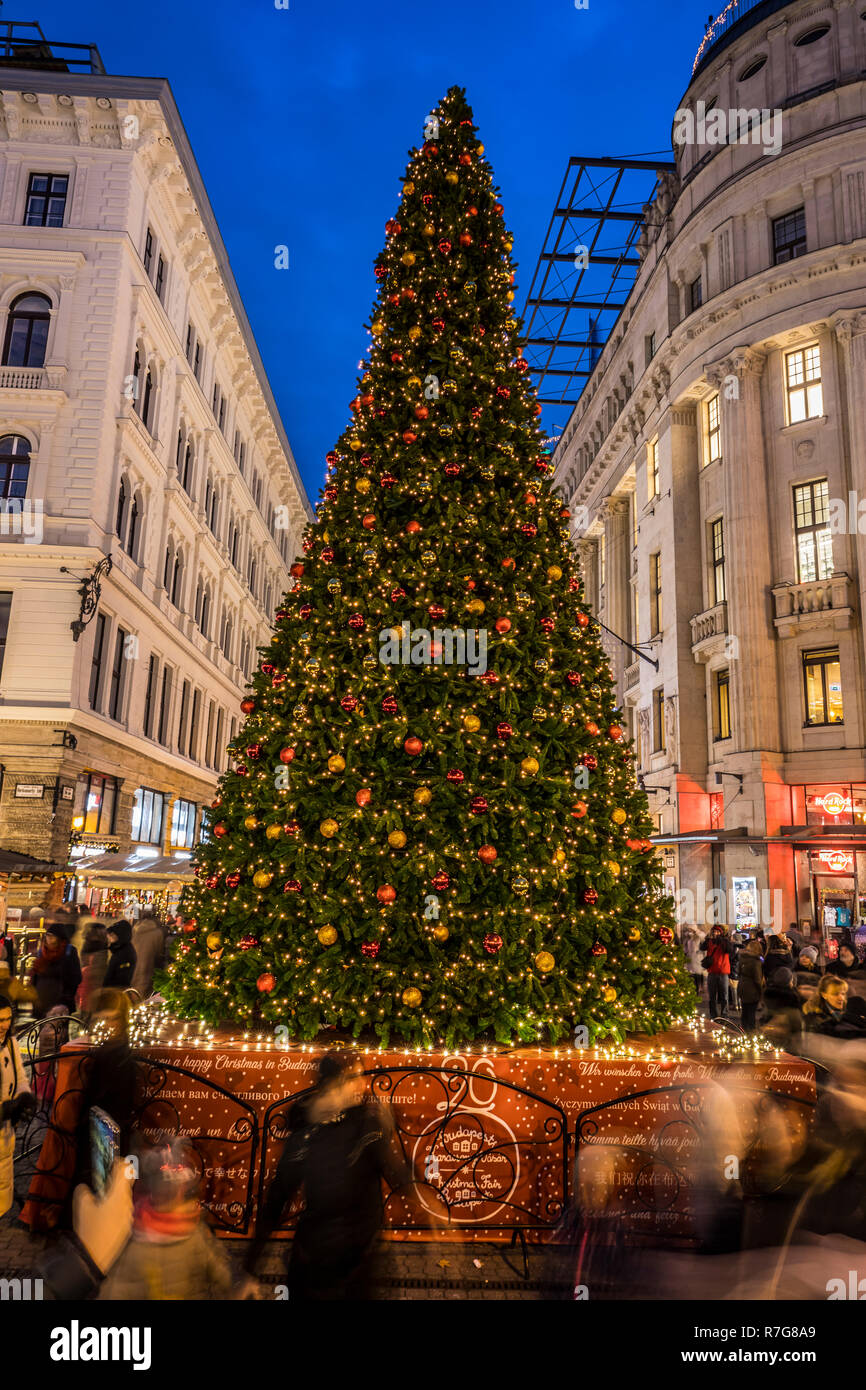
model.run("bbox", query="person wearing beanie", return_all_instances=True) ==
[28,921,82,1018]
[103,920,137,992]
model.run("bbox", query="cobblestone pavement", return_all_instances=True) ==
[0,1209,558,1300]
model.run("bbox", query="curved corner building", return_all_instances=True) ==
[553,0,866,948]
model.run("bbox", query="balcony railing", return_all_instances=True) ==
[624,660,641,692]
[0,21,104,75]
[0,365,66,390]
[690,601,728,657]
[773,573,855,636]
[692,0,787,77]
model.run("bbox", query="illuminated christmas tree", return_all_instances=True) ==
[163,87,688,1047]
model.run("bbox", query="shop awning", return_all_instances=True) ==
[68,850,195,886]
[0,847,63,875]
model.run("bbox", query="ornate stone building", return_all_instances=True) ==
[0,25,311,913]
[553,0,866,946]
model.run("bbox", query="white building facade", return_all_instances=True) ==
[554,0,866,949]
[0,33,311,913]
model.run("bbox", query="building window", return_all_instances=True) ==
[238,441,246,475]
[773,208,807,265]
[204,700,216,768]
[689,276,703,312]
[171,548,184,608]
[0,592,10,679]
[0,435,30,506]
[177,679,190,752]
[170,798,197,849]
[143,652,158,738]
[803,647,843,726]
[650,551,662,636]
[599,533,606,592]
[107,626,128,721]
[3,292,51,368]
[711,517,726,605]
[647,437,660,499]
[24,172,68,227]
[143,226,154,275]
[705,394,721,465]
[794,479,832,582]
[645,331,656,366]
[214,708,225,771]
[193,341,201,383]
[157,665,172,745]
[141,365,156,432]
[155,254,166,303]
[653,687,665,752]
[74,772,117,836]
[715,670,731,741]
[131,787,166,845]
[188,688,201,760]
[89,613,107,710]
[185,323,195,365]
[786,344,823,423]
[181,440,194,494]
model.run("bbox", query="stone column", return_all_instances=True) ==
[600,495,631,688]
[576,537,600,613]
[713,347,781,757]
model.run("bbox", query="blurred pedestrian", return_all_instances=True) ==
[831,944,864,980]
[29,920,81,1018]
[0,925,16,979]
[77,924,109,1012]
[131,910,165,999]
[681,926,705,999]
[764,932,796,978]
[99,1139,234,1300]
[103,920,136,992]
[242,1053,421,1300]
[0,993,35,1218]
[760,967,804,1051]
[738,938,764,1032]
[700,925,732,1020]
[804,975,866,1039]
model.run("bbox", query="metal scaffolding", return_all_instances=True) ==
[520,156,675,410]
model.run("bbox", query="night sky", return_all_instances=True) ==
[31,0,717,501]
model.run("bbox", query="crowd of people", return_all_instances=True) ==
[680,923,866,1050]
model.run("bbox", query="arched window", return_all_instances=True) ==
[204,475,213,519]
[0,434,31,505]
[130,346,142,411]
[3,292,51,368]
[141,365,156,431]
[200,583,211,639]
[171,548,184,607]
[125,491,141,559]
[116,475,128,539]
[221,610,233,660]
[263,582,272,614]
[208,484,219,535]
[248,553,257,597]
[163,538,174,590]
[228,520,239,568]
[239,631,250,677]
[175,429,184,472]
[182,440,194,494]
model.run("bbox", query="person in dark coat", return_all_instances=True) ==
[763,932,796,979]
[29,921,82,1018]
[804,975,866,1039]
[242,1054,428,1300]
[130,911,165,999]
[71,990,138,1200]
[760,967,804,1051]
[103,921,136,992]
[77,925,109,1012]
[737,939,764,1031]
[830,945,864,979]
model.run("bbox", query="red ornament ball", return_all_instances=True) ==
[377,884,396,905]
[283,820,300,836]
[446,769,465,784]
[431,871,451,892]
[581,754,598,772]
[182,920,197,935]
[226,871,241,889]
[572,801,588,819]
[566,672,582,686]
[658,926,675,945]
[583,888,599,905]
[205,874,219,889]
[341,695,358,713]
[483,933,504,955]
[356,788,372,807]
[591,941,606,956]
[495,618,511,635]
[404,736,423,756]
[361,940,381,959]
[256,972,276,994]
[608,725,623,741]
[496,722,513,740]
[478,845,498,864]
[240,698,256,714]
[279,747,295,764]
[348,613,365,631]
[585,721,599,737]
[239,935,258,952]
[381,695,398,715]
[406,520,421,534]
[521,523,537,539]
[283,879,302,894]
[469,796,489,815]
[213,823,228,838]
[577,612,590,629]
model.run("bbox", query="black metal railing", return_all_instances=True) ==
[0,20,105,75]
[692,0,789,78]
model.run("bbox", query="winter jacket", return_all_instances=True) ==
[737,951,764,1006]
[130,919,165,998]
[701,936,731,976]
[29,942,82,1017]
[759,984,804,1050]
[103,922,137,992]
[99,1218,233,1301]
[763,946,795,978]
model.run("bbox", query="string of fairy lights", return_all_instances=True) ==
[163,86,691,1048]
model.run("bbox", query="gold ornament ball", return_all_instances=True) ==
[535,951,555,974]
[432,925,449,943]
[467,598,485,615]
[408,326,421,341]
[328,754,346,773]
[464,714,481,733]
[607,861,622,877]
[547,564,562,581]
[252,869,274,889]
[371,319,384,336]
[402,986,422,1008]
[320,818,339,838]
[521,756,540,775]
[388,830,407,849]
[265,823,282,841]
[414,787,433,806]
[317,925,338,946]
[603,985,617,1004]
[612,808,627,825]
[206,932,221,950]
[552,848,566,866]
[628,927,641,942]
[445,171,459,185]
[244,815,259,831]
[356,477,371,494]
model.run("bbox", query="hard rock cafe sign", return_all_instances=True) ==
[815,850,854,873]
[816,791,851,817]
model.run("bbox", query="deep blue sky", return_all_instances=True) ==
[33,0,715,501]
